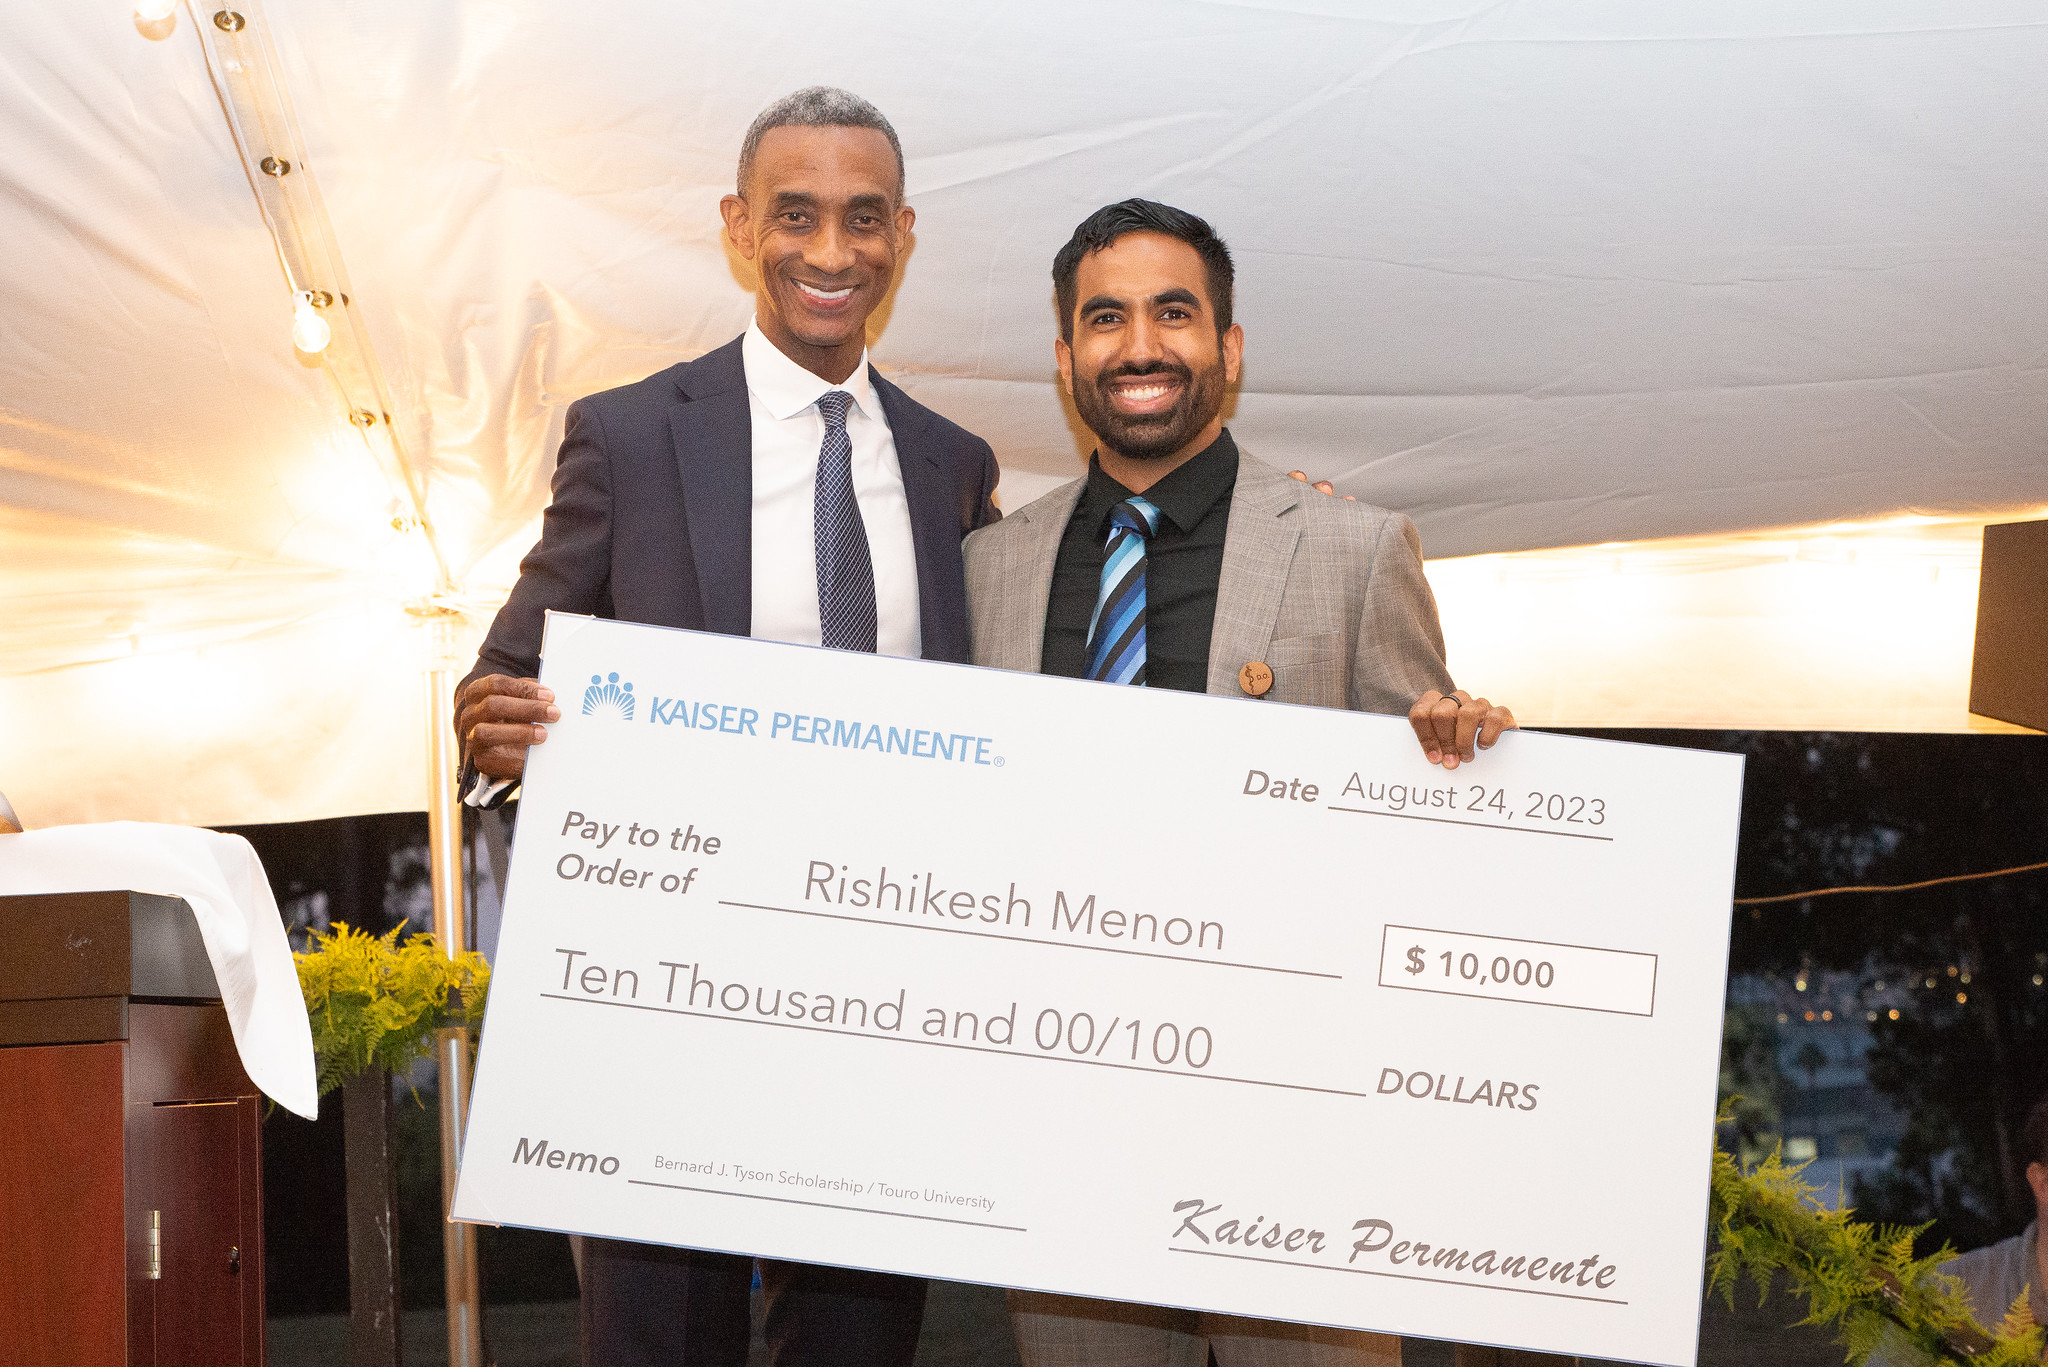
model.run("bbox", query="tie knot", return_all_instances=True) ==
[816,390,853,430]
[1107,496,1163,541]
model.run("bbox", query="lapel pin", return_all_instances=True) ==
[1239,661,1273,697]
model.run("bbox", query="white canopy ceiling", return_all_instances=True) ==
[3,0,2044,829]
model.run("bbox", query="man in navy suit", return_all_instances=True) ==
[456,87,998,1367]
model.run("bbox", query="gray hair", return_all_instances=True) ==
[737,86,905,201]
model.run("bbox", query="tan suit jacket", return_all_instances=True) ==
[965,450,1456,712]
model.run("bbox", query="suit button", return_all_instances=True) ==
[1239,661,1273,697]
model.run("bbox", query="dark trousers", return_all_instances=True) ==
[580,1237,928,1367]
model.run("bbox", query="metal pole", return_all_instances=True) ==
[426,641,485,1367]
[343,1065,401,1367]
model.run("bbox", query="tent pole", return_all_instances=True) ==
[426,658,485,1367]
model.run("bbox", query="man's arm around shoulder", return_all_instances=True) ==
[966,434,1001,533]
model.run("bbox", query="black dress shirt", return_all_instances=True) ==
[1041,430,1239,693]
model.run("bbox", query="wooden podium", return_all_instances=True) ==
[0,891,265,1367]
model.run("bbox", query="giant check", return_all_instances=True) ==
[454,613,1743,1366]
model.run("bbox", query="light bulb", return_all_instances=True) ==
[291,293,331,353]
[135,0,178,20]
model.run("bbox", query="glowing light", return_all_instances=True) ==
[135,0,177,19]
[1424,512,2036,733]
[1956,992,1968,1004]
[291,292,331,353]
[1889,1009,1900,1020]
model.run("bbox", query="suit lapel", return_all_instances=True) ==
[989,478,1085,674]
[1206,453,1303,695]
[874,371,967,661]
[669,338,753,637]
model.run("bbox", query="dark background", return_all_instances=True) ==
[231,729,2048,1324]
[230,810,580,1315]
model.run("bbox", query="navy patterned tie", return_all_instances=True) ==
[1084,495,1164,685]
[813,390,878,652]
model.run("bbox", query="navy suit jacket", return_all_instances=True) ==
[462,335,1001,696]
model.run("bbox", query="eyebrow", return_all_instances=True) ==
[1079,288,1205,317]
[769,190,894,215]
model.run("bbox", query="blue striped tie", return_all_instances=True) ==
[813,390,878,652]
[1085,496,1164,685]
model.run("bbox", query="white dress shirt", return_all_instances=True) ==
[465,322,923,807]
[742,319,922,658]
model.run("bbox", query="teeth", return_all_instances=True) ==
[1119,384,1170,402]
[797,283,853,301]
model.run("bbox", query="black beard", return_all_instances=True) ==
[1073,357,1227,462]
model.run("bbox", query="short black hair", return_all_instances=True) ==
[738,87,905,203]
[1052,199,1234,343]
[2023,1089,2048,1170]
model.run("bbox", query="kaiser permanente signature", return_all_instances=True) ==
[640,692,1001,767]
[1169,1199,1626,1306]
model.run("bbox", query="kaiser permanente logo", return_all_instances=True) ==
[577,667,1003,769]
[582,672,636,721]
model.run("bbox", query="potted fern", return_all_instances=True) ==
[295,921,490,1365]
[296,921,490,1093]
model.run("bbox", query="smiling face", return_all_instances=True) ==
[720,124,914,384]
[1056,231,1243,485]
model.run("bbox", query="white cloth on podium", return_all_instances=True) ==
[0,822,317,1118]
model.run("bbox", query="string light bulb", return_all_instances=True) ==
[291,291,331,354]
[135,0,178,20]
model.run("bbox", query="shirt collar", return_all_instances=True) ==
[742,316,879,423]
[1082,429,1241,536]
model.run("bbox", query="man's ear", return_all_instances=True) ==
[719,194,756,261]
[2028,1160,2048,1208]
[895,202,916,237]
[1054,336,1074,397]
[1221,322,1245,386]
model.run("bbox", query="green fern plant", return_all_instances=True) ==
[294,921,490,1096]
[1709,1122,2042,1366]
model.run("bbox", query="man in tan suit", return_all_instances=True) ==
[965,199,1515,1367]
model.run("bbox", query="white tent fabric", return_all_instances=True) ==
[3,1,2045,830]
